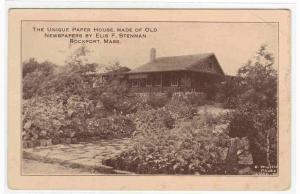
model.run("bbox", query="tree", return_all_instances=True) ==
[23,58,40,78]
[216,76,241,108]
[105,61,131,74]
[65,45,91,67]
[237,45,277,109]
[228,45,277,166]
[22,58,57,99]
[35,46,103,99]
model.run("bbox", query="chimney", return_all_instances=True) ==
[150,48,156,62]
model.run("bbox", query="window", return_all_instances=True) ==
[153,74,161,86]
[170,74,179,86]
[131,79,138,87]
[146,78,152,87]
[140,79,146,87]
[154,78,161,86]
[208,63,213,69]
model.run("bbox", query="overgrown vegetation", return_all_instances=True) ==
[22,45,277,174]
[220,45,278,166]
[22,46,137,142]
[104,108,230,174]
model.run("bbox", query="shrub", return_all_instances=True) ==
[215,77,241,108]
[22,93,137,143]
[228,104,277,166]
[22,47,139,143]
[165,99,197,120]
[100,80,140,114]
[146,93,169,109]
[87,115,136,138]
[134,108,175,134]
[104,112,230,174]
[22,94,67,141]
[172,92,206,106]
[202,82,217,100]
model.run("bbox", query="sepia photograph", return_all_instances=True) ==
[8,9,290,190]
[21,20,278,176]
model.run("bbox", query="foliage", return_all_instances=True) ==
[22,93,136,141]
[215,76,241,108]
[146,93,169,109]
[22,45,137,142]
[87,114,136,138]
[202,82,218,100]
[100,80,140,114]
[227,45,277,166]
[23,58,56,78]
[172,92,207,106]
[39,64,101,99]
[104,111,230,174]
[165,99,197,120]
[22,58,57,99]
[105,61,131,74]
[134,108,175,134]
[23,46,106,100]
[22,95,67,140]
[22,43,277,173]
[64,45,91,67]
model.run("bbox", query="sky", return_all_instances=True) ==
[22,21,278,76]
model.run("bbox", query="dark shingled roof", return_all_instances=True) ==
[128,53,224,75]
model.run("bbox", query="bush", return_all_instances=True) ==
[134,108,175,134]
[172,92,206,106]
[22,93,136,143]
[146,93,169,108]
[227,107,253,138]
[104,112,230,174]
[165,99,197,120]
[228,104,277,165]
[22,94,67,141]
[215,77,241,108]
[22,48,138,144]
[100,80,140,114]
[87,115,136,138]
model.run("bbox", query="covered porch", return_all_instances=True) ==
[127,71,222,93]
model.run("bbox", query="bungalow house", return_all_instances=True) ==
[102,48,225,93]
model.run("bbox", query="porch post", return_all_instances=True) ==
[184,71,188,92]
[161,72,163,92]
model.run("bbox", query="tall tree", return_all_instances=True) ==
[228,45,277,166]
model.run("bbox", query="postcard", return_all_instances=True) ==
[8,9,290,190]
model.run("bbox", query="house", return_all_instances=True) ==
[102,48,225,93]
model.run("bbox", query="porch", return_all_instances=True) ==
[129,86,196,93]
[127,71,221,93]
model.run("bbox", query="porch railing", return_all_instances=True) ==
[129,86,196,93]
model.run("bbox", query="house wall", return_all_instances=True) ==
[192,72,223,90]
[128,71,220,93]
[128,71,191,88]
[180,72,192,88]
[191,56,223,75]
[102,70,223,94]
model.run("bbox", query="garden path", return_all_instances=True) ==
[22,138,134,175]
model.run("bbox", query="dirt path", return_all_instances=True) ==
[22,159,101,175]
